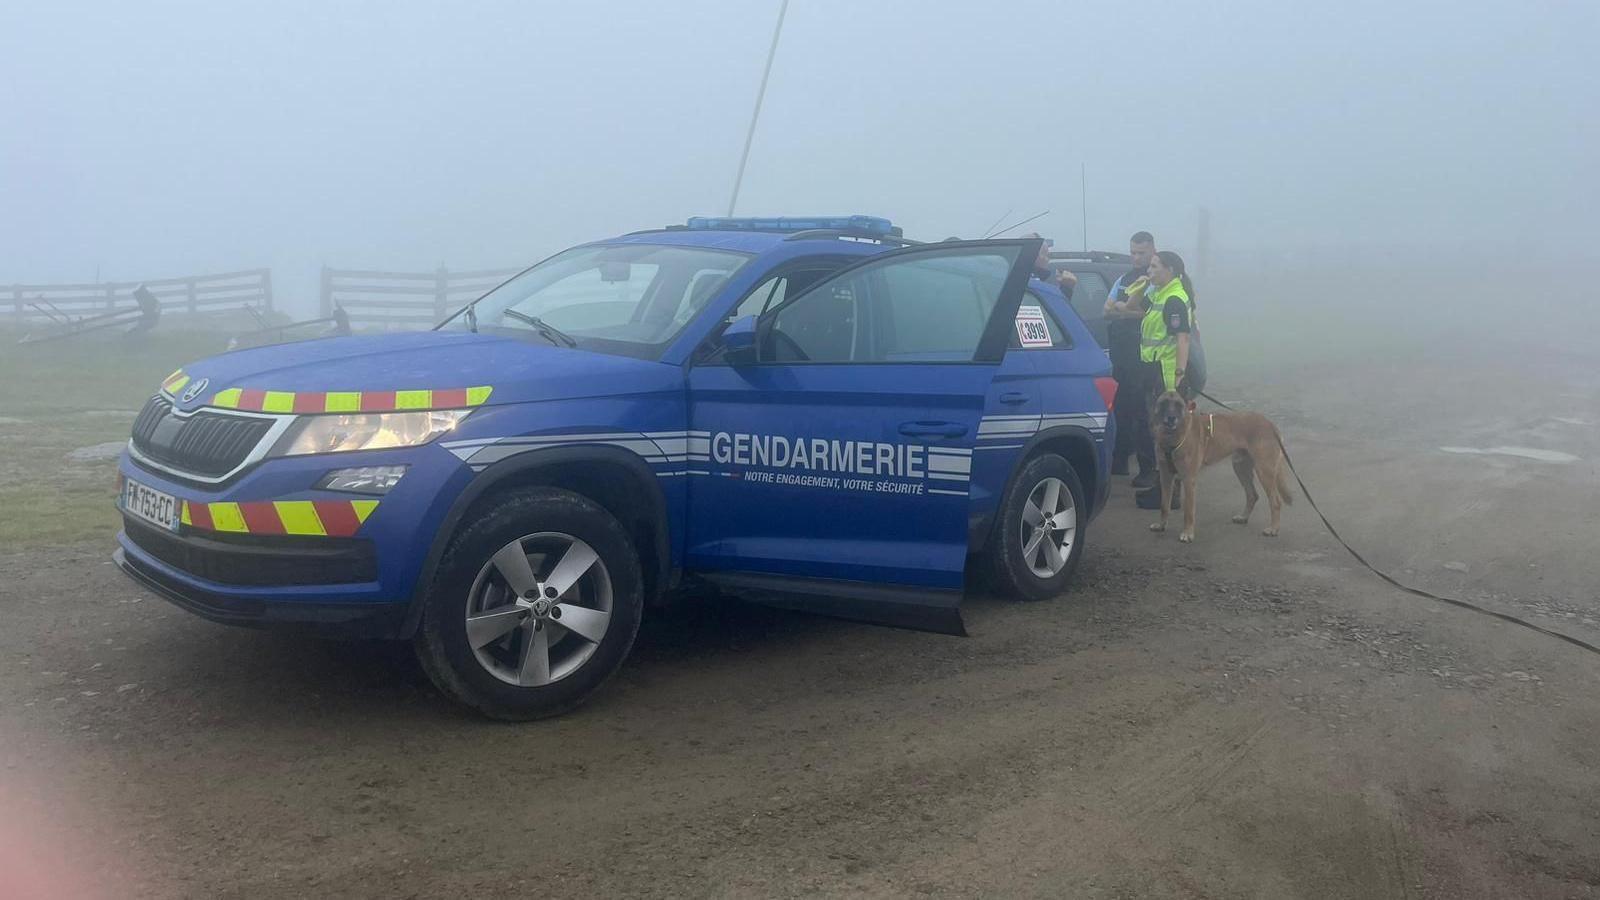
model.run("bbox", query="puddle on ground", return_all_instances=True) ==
[1550,416,1590,426]
[65,441,127,462]
[1438,445,1580,463]
[0,416,28,425]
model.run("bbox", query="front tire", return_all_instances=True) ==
[414,487,643,720]
[989,453,1087,601]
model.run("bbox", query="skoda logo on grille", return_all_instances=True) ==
[180,377,209,404]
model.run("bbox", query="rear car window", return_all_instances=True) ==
[1062,270,1109,326]
[1008,289,1072,350]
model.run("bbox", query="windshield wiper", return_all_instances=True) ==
[500,309,577,347]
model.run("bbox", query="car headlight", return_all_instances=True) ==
[275,410,472,457]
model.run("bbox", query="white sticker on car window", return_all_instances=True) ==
[1014,305,1052,348]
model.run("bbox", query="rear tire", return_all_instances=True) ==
[989,453,1087,601]
[414,487,643,720]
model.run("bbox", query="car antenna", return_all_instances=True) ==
[979,208,1013,240]
[726,0,790,216]
[985,210,1049,239]
[1080,163,1089,251]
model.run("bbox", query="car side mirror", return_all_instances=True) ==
[722,314,758,365]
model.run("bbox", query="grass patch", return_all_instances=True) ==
[0,479,123,547]
[0,330,225,417]
[0,330,231,548]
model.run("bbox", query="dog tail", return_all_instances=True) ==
[1273,424,1295,504]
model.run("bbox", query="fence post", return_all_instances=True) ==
[434,265,449,321]
[186,278,198,315]
[319,266,332,317]
[260,269,273,313]
[11,286,20,323]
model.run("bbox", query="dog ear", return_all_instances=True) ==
[1187,400,1197,412]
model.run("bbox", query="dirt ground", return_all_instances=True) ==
[2,311,1598,898]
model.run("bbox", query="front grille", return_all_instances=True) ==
[130,395,274,478]
[124,517,378,586]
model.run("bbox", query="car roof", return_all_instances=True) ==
[1049,250,1132,264]
[602,215,919,255]
[602,228,792,253]
[602,227,917,259]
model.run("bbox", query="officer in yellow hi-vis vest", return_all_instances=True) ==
[1136,250,1202,509]
[1139,250,1198,397]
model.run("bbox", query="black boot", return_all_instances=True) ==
[1111,455,1130,476]
[1135,486,1181,510]
[1130,468,1156,490]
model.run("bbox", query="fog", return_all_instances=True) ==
[4,0,1596,310]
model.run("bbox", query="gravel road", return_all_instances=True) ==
[3,351,1597,899]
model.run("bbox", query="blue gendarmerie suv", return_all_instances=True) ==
[114,217,1115,718]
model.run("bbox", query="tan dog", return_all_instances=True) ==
[1147,390,1293,542]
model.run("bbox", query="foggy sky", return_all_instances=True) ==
[4,0,1596,306]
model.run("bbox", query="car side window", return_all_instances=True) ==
[767,248,1020,363]
[1008,289,1073,350]
[733,266,837,321]
[735,276,786,320]
[1062,270,1109,324]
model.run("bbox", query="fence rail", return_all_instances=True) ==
[321,265,522,328]
[8,269,272,323]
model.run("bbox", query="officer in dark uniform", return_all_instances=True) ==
[1103,232,1156,482]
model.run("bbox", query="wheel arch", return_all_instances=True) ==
[400,446,672,638]
[973,425,1101,555]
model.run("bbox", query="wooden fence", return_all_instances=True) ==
[320,265,522,329]
[7,269,272,324]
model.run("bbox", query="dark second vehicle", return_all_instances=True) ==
[114,216,1115,719]
[1047,250,1134,351]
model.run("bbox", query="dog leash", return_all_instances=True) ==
[1191,387,1600,659]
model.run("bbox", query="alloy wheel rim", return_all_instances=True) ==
[464,532,613,687]
[1021,476,1077,578]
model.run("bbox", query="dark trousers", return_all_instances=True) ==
[1115,375,1156,475]
[1126,355,1164,474]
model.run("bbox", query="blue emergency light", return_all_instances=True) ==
[683,215,895,235]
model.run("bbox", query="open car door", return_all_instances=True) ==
[684,238,1043,634]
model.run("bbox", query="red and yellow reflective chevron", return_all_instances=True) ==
[180,499,379,537]
[208,385,492,414]
[160,369,190,396]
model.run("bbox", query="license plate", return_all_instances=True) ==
[121,477,181,532]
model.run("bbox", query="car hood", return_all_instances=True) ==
[165,332,676,411]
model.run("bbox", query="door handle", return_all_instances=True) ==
[998,392,1029,405]
[899,420,969,438]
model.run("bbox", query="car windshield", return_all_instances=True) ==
[439,243,751,357]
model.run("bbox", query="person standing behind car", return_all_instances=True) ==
[1142,250,1202,399]
[1024,233,1077,299]
[1135,250,1203,509]
[1103,231,1156,481]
